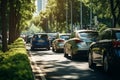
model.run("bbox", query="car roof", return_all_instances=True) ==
[75,29,97,33]
[58,33,71,36]
[105,28,120,31]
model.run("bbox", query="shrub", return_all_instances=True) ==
[0,38,34,80]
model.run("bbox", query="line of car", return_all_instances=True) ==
[28,28,120,73]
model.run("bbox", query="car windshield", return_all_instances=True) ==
[60,35,70,40]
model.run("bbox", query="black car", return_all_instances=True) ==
[88,28,120,73]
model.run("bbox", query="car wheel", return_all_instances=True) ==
[52,46,55,52]
[103,55,111,73]
[88,51,95,69]
[47,47,50,50]
[31,47,34,51]
[54,47,58,52]
[70,48,76,60]
[64,47,68,57]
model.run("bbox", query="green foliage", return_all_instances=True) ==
[97,23,108,33]
[0,38,34,80]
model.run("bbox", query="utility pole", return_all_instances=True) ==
[90,0,92,29]
[80,1,82,29]
[66,0,68,32]
[71,0,73,32]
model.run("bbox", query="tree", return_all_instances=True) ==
[0,0,36,52]
[83,0,120,27]
[8,0,36,44]
[1,0,8,52]
[109,0,120,27]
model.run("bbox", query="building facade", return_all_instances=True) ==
[36,0,48,13]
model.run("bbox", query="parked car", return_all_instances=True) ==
[52,33,70,52]
[47,33,57,46]
[26,35,33,43]
[31,33,50,50]
[88,28,120,73]
[64,29,98,60]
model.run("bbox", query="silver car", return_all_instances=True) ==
[64,30,98,60]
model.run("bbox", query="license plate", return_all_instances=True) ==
[38,40,44,42]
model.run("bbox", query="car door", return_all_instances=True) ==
[65,32,75,55]
[92,30,112,64]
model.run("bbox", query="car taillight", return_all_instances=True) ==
[112,41,120,47]
[58,40,64,42]
[75,39,82,43]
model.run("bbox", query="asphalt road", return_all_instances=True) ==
[26,45,120,80]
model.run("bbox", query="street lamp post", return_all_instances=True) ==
[66,0,68,32]
[71,0,73,32]
[80,1,82,29]
[90,0,92,29]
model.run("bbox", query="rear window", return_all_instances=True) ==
[79,32,98,38]
[33,34,48,39]
[115,32,120,40]
[60,35,70,40]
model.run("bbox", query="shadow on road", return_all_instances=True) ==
[28,47,120,80]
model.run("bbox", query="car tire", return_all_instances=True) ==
[88,51,95,69]
[64,48,68,57]
[103,55,111,73]
[31,47,34,51]
[47,47,50,50]
[70,49,76,60]
[52,45,55,52]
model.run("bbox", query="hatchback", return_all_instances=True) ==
[31,33,50,50]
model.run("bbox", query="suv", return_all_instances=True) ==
[88,28,120,73]
[31,33,50,50]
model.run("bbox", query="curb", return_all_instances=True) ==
[28,50,46,80]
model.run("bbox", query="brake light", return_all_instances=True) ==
[75,39,82,43]
[58,40,64,42]
[113,41,120,47]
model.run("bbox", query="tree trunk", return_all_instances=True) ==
[9,0,16,44]
[1,0,8,52]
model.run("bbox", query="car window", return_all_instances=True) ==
[33,34,48,39]
[115,32,120,40]
[79,31,98,42]
[79,32,98,38]
[60,35,70,40]
[40,34,48,39]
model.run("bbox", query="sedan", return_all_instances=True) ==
[64,30,98,60]
[88,28,120,73]
[52,33,70,52]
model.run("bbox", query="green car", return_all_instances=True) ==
[64,30,98,60]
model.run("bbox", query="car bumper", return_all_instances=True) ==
[31,44,50,48]
[75,50,89,58]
